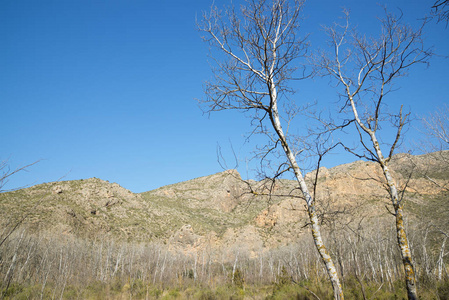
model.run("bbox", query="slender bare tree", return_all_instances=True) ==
[198,0,344,298]
[420,107,449,284]
[422,104,449,151]
[316,9,433,300]
[0,159,39,248]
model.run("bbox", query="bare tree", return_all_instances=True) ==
[422,104,449,151]
[198,0,344,298]
[0,159,39,248]
[316,9,433,300]
[420,107,449,284]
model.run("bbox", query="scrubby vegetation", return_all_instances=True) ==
[1,152,448,299]
[1,215,448,299]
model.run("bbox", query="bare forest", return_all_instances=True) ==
[1,0,449,299]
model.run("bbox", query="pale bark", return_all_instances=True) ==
[370,122,417,299]
[199,1,344,298]
[437,237,447,280]
[269,88,344,299]
[395,207,418,299]
[264,34,343,298]
[317,9,432,299]
[349,94,418,299]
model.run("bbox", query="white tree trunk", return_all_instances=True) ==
[348,93,418,300]
[269,82,344,299]
[437,237,447,281]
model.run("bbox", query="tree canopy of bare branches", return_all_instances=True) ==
[316,8,433,300]
[422,104,449,151]
[198,0,344,298]
[0,159,39,248]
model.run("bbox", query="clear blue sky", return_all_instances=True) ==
[1,0,447,193]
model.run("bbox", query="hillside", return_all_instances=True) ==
[1,151,448,254]
[1,151,449,299]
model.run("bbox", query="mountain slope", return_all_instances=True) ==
[1,151,448,252]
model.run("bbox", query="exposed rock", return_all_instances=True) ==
[52,186,63,194]
[171,224,199,246]
[0,151,448,258]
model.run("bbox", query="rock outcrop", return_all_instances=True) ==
[1,151,448,257]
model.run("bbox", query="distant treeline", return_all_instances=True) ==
[1,218,448,299]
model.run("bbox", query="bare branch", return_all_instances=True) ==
[198,1,344,298]
[318,8,433,299]
[432,0,449,26]
[0,159,40,192]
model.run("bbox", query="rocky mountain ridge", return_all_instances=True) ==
[1,151,448,256]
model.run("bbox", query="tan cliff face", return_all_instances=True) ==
[253,152,449,237]
[1,151,448,256]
